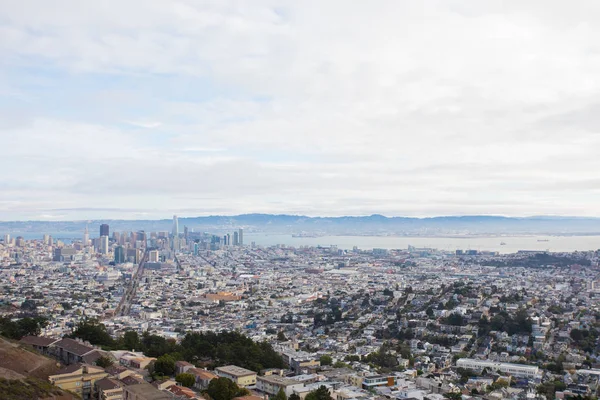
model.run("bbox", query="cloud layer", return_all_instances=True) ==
[1,1,600,220]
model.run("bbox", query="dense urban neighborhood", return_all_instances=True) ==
[1,224,600,400]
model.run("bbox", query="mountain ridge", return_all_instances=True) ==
[2,214,600,235]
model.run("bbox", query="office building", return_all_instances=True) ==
[233,231,239,246]
[83,226,89,245]
[172,215,179,236]
[184,226,188,241]
[148,250,159,262]
[53,247,77,262]
[114,246,125,264]
[238,228,244,246]
[100,224,109,237]
[127,248,141,264]
[100,235,109,255]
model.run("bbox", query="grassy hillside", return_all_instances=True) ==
[0,336,78,399]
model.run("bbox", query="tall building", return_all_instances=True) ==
[100,224,109,237]
[184,226,188,241]
[83,226,89,245]
[112,231,120,242]
[233,231,239,246]
[100,235,109,255]
[3,234,10,245]
[238,228,244,246]
[172,215,179,236]
[114,246,125,264]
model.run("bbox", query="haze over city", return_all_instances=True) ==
[2,1,600,221]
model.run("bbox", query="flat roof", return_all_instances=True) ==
[216,365,257,377]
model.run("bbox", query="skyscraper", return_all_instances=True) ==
[100,235,109,255]
[233,231,239,246]
[100,224,109,237]
[172,215,179,236]
[83,225,89,245]
[184,226,188,241]
[238,228,244,246]
[114,245,125,264]
[3,234,10,245]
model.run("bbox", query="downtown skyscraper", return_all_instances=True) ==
[172,215,179,236]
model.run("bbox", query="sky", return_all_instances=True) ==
[1,1,600,221]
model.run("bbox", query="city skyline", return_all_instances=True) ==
[2,2,600,220]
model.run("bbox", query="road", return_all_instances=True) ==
[113,249,149,318]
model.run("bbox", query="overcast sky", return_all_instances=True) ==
[1,1,600,221]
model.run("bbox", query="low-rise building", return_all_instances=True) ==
[456,358,540,378]
[257,375,305,397]
[49,364,108,400]
[215,365,257,386]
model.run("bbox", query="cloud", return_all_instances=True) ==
[1,1,600,220]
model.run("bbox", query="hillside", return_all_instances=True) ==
[0,336,77,400]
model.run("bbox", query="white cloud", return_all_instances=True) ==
[1,1,600,220]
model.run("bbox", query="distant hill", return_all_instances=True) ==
[2,214,600,236]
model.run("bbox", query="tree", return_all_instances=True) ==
[426,307,434,318]
[277,331,287,342]
[122,330,140,351]
[305,385,331,400]
[0,316,48,340]
[21,299,37,311]
[444,393,461,400]
[274,388,287,400]
[205,377,249,400]
[289,393,301,400]
[176,373,196,388]
[70,318,114,347]
[319,355,333,366]
[95,356,114,368]
[154,355,176,376]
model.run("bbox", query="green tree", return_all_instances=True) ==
[289,393,301,400]
[70,318,114,347]
[319,355,333,366]
[122,330,141,351]
[176,373,196,388]
[426,307,434,318]
[305,385,331,400]
[205,377,249,400]
[444,393,461,400]
[0,316,48,340]
[274,388,287,400]
[154,355,176,376]
[95,356,114,368]
[277,331,287,342]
